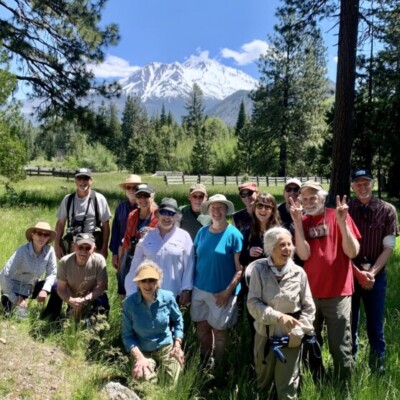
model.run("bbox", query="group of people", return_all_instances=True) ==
[0,167,397,398]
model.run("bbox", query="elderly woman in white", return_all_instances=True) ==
[247,227,315,399]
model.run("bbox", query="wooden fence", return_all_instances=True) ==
[25,167,75,178]
[164,175,330,186]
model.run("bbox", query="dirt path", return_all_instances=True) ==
[0,320,73,400]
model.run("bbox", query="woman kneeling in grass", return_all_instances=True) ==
[122,261,185,385]
[0,221,57,319]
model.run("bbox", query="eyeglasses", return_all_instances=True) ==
[140,278,157,284]
[159,209,176,217]
[135,193,150,199]
[34,231,50,237]
[191,194,205,200]
[240,190,255,198]
[78,245,92,251]
[255,203,273,211]
[285,186,299,193]
[125,185,137,191]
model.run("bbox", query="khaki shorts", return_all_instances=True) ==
[190,287,238,330]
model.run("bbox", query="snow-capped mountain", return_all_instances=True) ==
[119,55,257,102]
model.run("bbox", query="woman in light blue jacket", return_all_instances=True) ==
[0,221,57,318]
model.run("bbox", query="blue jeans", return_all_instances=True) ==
[351,272,387,359]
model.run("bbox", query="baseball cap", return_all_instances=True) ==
[351,169,373,182]
[300,181,323,193]
[74,233,95,246]
[190,183,207,195]
[75,168,92,179]
[238,182,258,193]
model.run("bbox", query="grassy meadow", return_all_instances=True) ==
[0,173,399,399]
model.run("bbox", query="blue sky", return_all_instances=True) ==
[95,0,339,81]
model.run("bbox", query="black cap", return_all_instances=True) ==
[135,183,154,195]
[75,168,92,179]
[351,169,373,182]
[159,197,178,212]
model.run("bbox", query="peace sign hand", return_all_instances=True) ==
[336,195,349,223]
[289,197,303,223]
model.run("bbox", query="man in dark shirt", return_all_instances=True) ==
[179,184,211,241]
[232,182,259,236]
[278,178,302,236]
[348,168,398,374]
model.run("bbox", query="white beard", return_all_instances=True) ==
[305,203,325,216]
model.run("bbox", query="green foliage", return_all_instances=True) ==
[0,0,120,119]
[0,57,27,181]
[250,2,329,176]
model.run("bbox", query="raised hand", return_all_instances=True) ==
[336,195,349,223]
[289,197,303,223]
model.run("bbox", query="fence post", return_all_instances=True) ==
[224,176,227,185]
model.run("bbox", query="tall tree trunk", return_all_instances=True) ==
[328,0,360,204]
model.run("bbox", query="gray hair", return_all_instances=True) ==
[263,226,294,256]
[300,188,328,202]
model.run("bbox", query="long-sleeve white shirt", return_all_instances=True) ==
[0,242,57,303]
[125,226,194,298]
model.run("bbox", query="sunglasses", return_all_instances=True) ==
[34,231,50,238]
[285,186,299,193]
[78,245,92,251]
[240,190,255,198]
[159,209,176,217]
[135,193,151,199]
[76,176,90,181]
[255,203,273,211]
[140,278,157,284]
[191,194,205,200]
[125,185,137,191]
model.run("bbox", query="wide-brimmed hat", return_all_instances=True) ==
[75,168,92,179]
[25,222,56,243]
[351,169,373,182]
[201,194,235,215]
[135,183,154,195]
[238,182,258,193]
[300,181,323,193]
[189,183,207,195]
[133,265,161,282]
[74,233,95,246]
[285,178,302,188]
[159,198,179,212]
[118,174,143,189]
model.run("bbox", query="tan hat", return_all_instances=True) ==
[300,181,324,193]
[190,183,207,195]
[133,265,161,282]
[238,182,258,193]
[201,194,235,216]
[25,222,56,243]
[118,174,143,189]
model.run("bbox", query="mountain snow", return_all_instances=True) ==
[119,55,258,102]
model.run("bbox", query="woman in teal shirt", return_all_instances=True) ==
[122,261,184,385]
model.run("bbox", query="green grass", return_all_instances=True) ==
[0,173,399,399]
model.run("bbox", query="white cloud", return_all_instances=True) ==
[333,56,338,64]
[221,39,270,65]
[88,55,140,78]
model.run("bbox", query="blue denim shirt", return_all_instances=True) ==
[109,200,137,255]
[122,288,184,353]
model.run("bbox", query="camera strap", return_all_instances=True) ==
[66,191,100,229]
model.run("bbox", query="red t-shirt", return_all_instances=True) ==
[302,208,361,298]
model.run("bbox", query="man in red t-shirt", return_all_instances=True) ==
[290,181,361,382]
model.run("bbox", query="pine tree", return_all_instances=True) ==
[121,96,148,172]
[0,0,120,119]
[251,3,328,176]
[235,100,248,137]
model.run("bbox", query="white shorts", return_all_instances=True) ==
[190,287,238,330]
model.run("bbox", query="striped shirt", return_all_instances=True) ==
[348,197,398,269]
